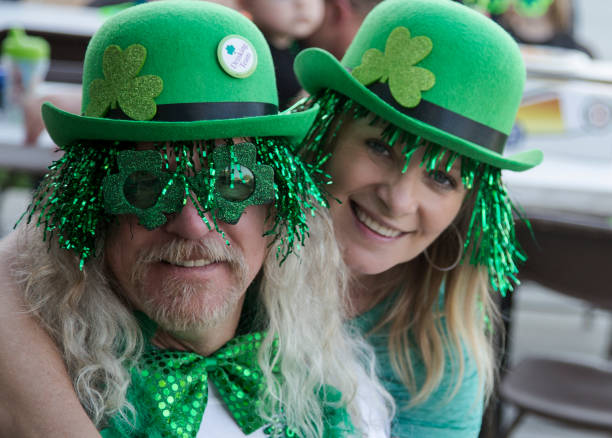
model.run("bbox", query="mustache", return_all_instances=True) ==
[137,238,242,265]
[130,238,248,285]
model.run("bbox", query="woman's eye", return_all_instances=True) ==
[428,170,456,188]
[364,139,391,157]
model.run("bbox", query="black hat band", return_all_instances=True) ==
[105,101,279,122]
[368,82,507,154]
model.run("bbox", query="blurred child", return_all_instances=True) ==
[240,0,324,108]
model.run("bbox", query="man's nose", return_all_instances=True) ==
[163,197,213,240]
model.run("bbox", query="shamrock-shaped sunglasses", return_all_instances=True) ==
[102,142,274,230]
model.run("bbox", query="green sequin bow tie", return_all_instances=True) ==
[104,332,269,437]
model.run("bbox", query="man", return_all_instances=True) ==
[0,2,386,436]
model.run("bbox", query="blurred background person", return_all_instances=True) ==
[493,0,593,56]
[300,0,380,60]
[239,0,324,109]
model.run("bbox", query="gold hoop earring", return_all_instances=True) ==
[424,225,463,272]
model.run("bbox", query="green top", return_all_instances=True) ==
[353,294,484,437]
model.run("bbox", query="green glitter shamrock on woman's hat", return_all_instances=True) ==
[351,27,435,108]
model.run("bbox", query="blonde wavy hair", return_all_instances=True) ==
[9,210,391,437]
[373,193,499,407]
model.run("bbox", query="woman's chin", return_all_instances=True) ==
[345,254,399,278]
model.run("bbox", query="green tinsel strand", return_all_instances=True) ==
[400,137,420,173]
[444,152,459,173]
[352,103,369,122]
[228,142,237,189]
[201,141,225,239]
[253,136,328,262]
[424,142,443,171]
[21,141,119,266]
[161,140,224,238]
[178,145,190,207]
[297,89,355,168]
[204,140,218,210]
[464,166,526,295]
[389,128,401,147]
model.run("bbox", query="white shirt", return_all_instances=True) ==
[197,382,266,437]
[196,382,390,437]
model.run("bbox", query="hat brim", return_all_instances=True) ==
[294,48,542,171]
[41,102,319,147]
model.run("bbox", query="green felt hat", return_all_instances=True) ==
[42,0,317,146]
[294,0,542,171]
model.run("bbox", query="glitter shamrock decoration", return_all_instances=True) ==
[85,44,163,121]
[103,149,183,229]
[191,142,274,224]
[352,26,435,108]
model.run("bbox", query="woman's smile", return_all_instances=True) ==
[351,201,408,240]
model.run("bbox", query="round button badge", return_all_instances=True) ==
[217,35,258,79]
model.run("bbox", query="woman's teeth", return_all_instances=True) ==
[355,206,401,238]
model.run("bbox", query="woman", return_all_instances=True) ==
[292,0,542,435]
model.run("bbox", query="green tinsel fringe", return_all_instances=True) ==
[297,89,527,295]
[21,138,328,268]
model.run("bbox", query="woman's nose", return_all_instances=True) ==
[377,170,420,218]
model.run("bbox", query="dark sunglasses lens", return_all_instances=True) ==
[123,171,163,209]
[217,165,255,201]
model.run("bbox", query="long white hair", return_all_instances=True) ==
[9,210,391,436]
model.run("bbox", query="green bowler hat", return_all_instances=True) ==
[43,0,317,146]
[295,0,542,171]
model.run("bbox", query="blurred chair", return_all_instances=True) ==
[498,214,612,437]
